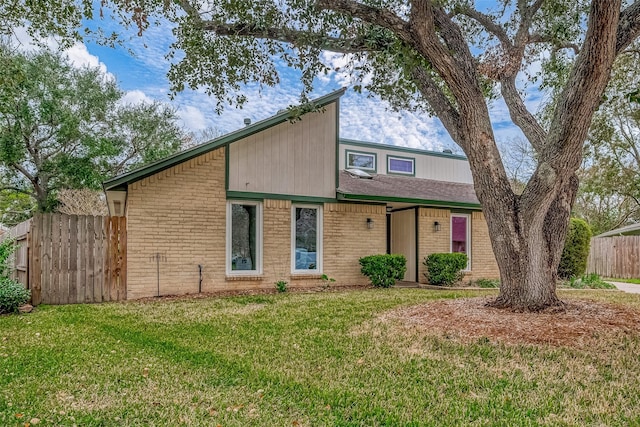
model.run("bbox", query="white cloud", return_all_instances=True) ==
[10,27,114,81]
[118,90,155,106]
[339,93,452,152]
[64,43,109,74]
[177,105,208,131]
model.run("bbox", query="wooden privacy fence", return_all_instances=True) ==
[587,236,640,279]
[7,214,127,305]
[7,219,30,286]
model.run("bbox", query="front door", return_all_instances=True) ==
[390,209,416,282]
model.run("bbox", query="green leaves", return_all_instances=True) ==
[359,254,407,288]
[0,44,185,216]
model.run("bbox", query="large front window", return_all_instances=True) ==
[227,201,262,274]
[451,214,471,270]
[292,205,322,273]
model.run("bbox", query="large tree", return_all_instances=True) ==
[7,0,640,310]
[575,44,640,234]
[0,45,185,213]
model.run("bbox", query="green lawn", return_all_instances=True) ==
[2,288,640,426]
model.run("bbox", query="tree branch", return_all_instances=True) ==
[201,22,392,54]
[316,0,411,40]
[500,75,546,151]
[522,0,622,210]
[528,34,580,54]
[617,0,640,54]
[10,162,36,184]
[411,66,464,149]
[454,6,512,49]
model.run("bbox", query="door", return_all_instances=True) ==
[390,209,416,281]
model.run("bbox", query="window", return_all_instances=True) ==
[346,150,376,172]
[387,155,415,175]
[292,205,323,273]
[227,201,262,275]
[451,214,471,270]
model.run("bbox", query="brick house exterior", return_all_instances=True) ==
[104,89,499,299]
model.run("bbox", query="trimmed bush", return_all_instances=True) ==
[558,218,592,279]
[424,253,468,286]
[0,277,30,314]
[359,254,407,288]
[0,237,17,278]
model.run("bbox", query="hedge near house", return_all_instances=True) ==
[558,218,592,279]
[424,253,468,286]
[359,254,407,288]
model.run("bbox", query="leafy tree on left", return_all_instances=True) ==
[0,44,185,215]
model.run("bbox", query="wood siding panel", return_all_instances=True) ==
[339,142,473,184]
[228,103,337,198]
[391,209,417,281]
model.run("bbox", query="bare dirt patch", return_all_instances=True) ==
[132,284,371,304]
[382,297,640,348]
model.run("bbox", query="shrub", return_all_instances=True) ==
[563,273,616,289]
[274,280,288,293]
[0,237,17,278]
[473,278,500,288]
[0,277,31,314]
[424,253,468,286]
[320,274,335,289]
[558,218,592,279]
[359,254,407,288]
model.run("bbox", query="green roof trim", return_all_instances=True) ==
[104,88,347,191]
[340,138,468,161]
[227,191,337,203]
[337,192,482,209]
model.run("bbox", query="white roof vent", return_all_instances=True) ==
[346,168,373,179]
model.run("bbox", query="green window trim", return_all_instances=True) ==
[345,150,377,172]
[386,154,416,176]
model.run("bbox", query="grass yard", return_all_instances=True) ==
[2,288,640,426]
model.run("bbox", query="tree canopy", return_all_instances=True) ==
[5,0,640,310]
[575,43,640,234]
[0,44,185,214]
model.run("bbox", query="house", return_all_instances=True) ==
[104,88,499,299]
[595,223,640,238]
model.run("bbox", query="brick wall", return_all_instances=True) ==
[125,149,496,297]
[470,211,500,280]
[417,208,451,282]
[416,207,499,283]
[323,203,387,285]
[126,149,227,299]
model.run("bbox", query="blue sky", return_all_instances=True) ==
[14,5,542,157]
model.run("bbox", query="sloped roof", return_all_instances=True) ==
[103,88,346,191]
[337,170,481,208]
[596,223,640,237]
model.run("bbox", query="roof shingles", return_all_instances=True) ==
[337,170,480,207]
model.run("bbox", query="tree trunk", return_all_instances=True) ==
[481,173,580,311]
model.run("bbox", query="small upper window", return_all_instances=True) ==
[387,156,415,175]
[346,150,376,172]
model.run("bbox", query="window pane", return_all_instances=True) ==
[231,204,257,271]
[389,158,413,173]
[295,207,318,270]
[348,153,374,169]
[452,216,467,254]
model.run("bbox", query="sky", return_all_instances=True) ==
[12,4,544,158]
